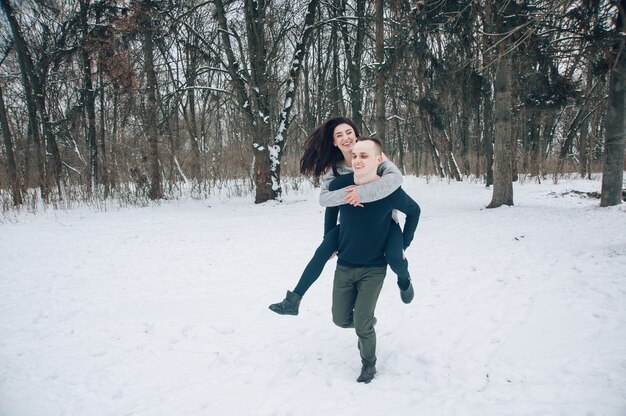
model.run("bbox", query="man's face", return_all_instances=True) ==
[333,123,357,153]
[351,140,382,179]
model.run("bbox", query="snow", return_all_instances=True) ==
[1,176,625,416]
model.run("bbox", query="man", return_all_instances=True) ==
[328,137,421,384]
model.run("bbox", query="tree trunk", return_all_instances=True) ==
[242,0,275,202]
[600,0,626,207]
[111,88,119,189]
[0,83,22,206]
[481,1,495,187]
[422,118,444,178]
[142,5,162,200]
[81,0,98,192]
[482,82,495,186]
[329,21,341,116]
[341,0,365,128]
[443,129,462,181]
[268,0,319,199]
[0,0,47,199]
[98,43,110,197]
[186,44,201,181]
[528,109,541,179]
[488,50,514,208]
[460,103,471,175]
[215,0,318,203]
[374,0,385,143]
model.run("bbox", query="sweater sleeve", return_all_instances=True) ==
[319,160,402,207]
[323,206,340,236]
[392,189,421,249]
[356,160,403,203]
[318,169,350,207]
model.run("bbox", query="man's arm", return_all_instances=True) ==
[323,206,339,236]
[392,189,421,249]
[319,160,402,207]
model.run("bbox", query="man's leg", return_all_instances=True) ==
[353,266,387,368]
[332,264,358,328]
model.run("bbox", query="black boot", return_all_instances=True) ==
[356,365,377,383]
[268,290,302,315]
[398,278,414,304]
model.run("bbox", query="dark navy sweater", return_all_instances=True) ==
[328,173,421,268]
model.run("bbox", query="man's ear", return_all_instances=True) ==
[376,154,383,164]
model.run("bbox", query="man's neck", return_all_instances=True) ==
[354,172,380,185]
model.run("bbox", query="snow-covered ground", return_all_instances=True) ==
[1,175,625,416]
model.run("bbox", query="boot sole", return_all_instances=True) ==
[268,306,299,316]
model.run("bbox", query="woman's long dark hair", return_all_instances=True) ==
[299,116,360,178]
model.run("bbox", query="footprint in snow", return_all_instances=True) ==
[210,321,235,335]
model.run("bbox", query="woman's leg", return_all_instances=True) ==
[384,221,414,303]
[384,221,410,286]
[293,224,340,296]
[269,225,340,315]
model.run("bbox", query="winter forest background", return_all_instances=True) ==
[0,0,625,211]
[1,2,626,414]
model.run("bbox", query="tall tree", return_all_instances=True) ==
[481,0,495,186]
[600,0,626,207]
[487,1,516,208]
[214,0,319,203]
[80,0,99,191]
[340,0,365,128]
[1,0,47,199]
[0,82,22,205]
[140,1,163,200]
[374,0,385,143]
[488,52,514,208]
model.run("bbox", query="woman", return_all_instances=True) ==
[269,117,414,315]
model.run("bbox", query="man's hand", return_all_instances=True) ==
[344,187,364,207]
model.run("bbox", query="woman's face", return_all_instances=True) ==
[332,123,357,154]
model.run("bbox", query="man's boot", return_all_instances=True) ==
[398,277,414,304]
[356,365,377,383]
[268,290,302,315]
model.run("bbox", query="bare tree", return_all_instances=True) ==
[139,1,163,200]
[600,0,626,207]
[487,1,516,209]
[1,0,47,199]
[0,82,22,205]
[374,0,385,143]
[214,0,319,203]
[80,0,99,191]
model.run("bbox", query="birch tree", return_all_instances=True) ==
[214,0,319,203]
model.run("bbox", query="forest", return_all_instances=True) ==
[0,0,624,210]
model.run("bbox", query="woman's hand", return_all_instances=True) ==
[344,187,364,207]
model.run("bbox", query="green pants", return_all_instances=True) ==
[332,265,386,367]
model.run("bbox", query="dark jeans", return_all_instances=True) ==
[332,265,386,367]
[293,221,409,296]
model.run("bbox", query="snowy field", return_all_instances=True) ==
[1,175,625,416]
